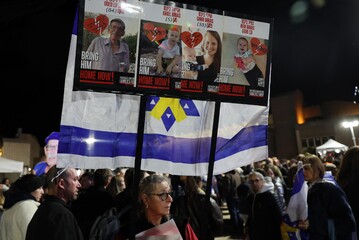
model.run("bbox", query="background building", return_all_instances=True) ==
[271,89,359,159]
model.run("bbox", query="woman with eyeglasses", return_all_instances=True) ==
[298,155,356,239]
[245,171,283,240]
[115,174,175,239]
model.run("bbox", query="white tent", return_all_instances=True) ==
[316,139,348,156]
[0,157,24,173]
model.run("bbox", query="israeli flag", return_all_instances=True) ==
[57,8,269,175]
[281,164,309,240]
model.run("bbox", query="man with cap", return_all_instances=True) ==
[33,131,60,176]
[0,174,45,240]
[26,165,83,240]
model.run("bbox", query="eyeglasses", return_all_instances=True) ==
[45,145,57,150]
[149,191,173,201]
[249,179,262,184]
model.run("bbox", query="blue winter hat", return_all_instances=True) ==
[45,132,60,145]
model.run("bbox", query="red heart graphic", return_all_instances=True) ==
[84,15,109,36]
[181,31,203,48]
[143,23,167,42]
[250,37,268,55]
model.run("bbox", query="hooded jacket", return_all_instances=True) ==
[246,182,283,240]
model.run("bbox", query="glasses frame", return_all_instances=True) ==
[148,191,173,201]
[45,145,58,150]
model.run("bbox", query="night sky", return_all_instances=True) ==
[1,0,358,145]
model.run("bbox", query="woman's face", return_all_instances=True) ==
[203,33,218,56]
[303,164,317,183]
[145,180,173,217]
[31,187,44,202]
[248,175,264,193]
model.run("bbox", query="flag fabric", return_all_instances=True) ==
[57,7,269,175]
[323,171,339,186]
[281,165,309,240]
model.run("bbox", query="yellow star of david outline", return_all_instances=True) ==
[150,97,187,122]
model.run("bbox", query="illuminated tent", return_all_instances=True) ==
[316,139,348,156]
[0,157,24,173]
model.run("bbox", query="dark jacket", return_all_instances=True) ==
[116,214,169,240]
[26,195,83,240]
[171,192,223,240]
[70,186,115,239]
[341,184,359,239]
[307,181,356,240]
[246,183,283,240]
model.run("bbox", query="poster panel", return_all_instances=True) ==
[73,0,273,106]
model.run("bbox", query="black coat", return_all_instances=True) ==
[171,192,224,240]
[26,195,83,240]
[246,184,283,240]
[307,181,356,240]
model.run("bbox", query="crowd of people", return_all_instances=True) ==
[0,146,358,239]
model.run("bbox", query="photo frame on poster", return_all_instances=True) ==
[73,0,273,106]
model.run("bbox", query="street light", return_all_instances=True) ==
[342,120,359,146]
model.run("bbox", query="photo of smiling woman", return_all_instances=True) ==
[196,30,222,83]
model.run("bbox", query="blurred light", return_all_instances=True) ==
[342,120,358,146]
[84,137,96,144]
[342,120,359,128]
[120,2,142,14]
[311,0,326,8]
[290,0,309,24]
[354,86,358,104]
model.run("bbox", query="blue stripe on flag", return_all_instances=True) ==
[291,167,305,195]
[72,5,78,35]
[215,125,267,159]
[59,124,267,164]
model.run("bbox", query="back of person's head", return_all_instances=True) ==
[184,176,202,196]
[336,146,359,187]
[94,169,114,188]
[80,171,94,189]
[254,168,266,177]
[124,168,148,189]
[45,165,70,189]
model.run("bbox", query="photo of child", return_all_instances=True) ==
[155,26,182,76]
[234,37,264,86]
[182,46,200,80]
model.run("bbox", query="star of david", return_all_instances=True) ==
[146,96,200,131]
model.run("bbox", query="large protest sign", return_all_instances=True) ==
[58,0,273,175]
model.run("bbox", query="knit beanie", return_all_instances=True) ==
[17,174,45,193]
[45,131,60,145]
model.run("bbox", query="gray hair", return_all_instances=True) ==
[139,174,171,195]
